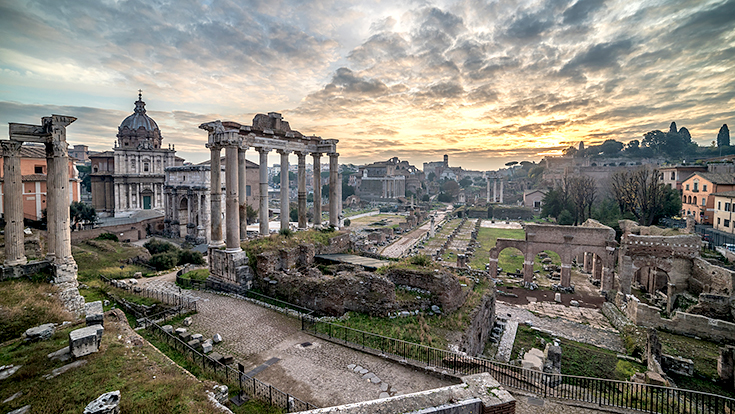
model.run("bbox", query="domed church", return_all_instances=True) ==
[90,92,181,217]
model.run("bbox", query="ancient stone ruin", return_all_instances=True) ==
[199,113,340,292]
[1,115,85,314]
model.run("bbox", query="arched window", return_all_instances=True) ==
[694,196,697,205]
[688,195,692,204]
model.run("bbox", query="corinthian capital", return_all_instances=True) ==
[0,140,23,157]
[45,140,68,158]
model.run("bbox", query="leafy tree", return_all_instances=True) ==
[718,124,730,147]
[459,177,473,188]
[70,201,97,228]
[246,204,258,224]
[599,139,624,156]
[441,180,460,197]
[563,146,578,157]
[307,193,314,203]
[505,161,518,167]
[558,209,574,225]
[427,172,436,182]
[342,181,355,200]
[76,165,91,192]
[624,139,640,155]
[149,252,178,270]
[322,184,330,200]
[289,202,298,222]
[437,192,453,202]
[421,194,430,202]
[178,249,204,266]
[144,239,178,255]
[271,171,297,186]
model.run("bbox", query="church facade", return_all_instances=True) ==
[90,93,180,216]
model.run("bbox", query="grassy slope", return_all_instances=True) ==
[0,280,74,343]
[73,239,152,282]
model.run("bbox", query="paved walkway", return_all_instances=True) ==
[381,209,450,258]
[139,278,452,407]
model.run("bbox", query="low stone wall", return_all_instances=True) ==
[317,233,353,254]
[625,295,735,343]
[257,268,396,316]
[0,259,53,281]
[383,268,467,312]
[70,217,164,243]
[459,291,496,356]
[691,257,735,296]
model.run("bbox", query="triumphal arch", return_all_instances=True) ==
[199,113,339,291]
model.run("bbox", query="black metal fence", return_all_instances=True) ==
[143,316,317,412]
[695,224,735,249]
[304,317,735,414]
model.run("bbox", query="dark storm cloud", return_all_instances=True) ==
[560,39,634,75]
[325,68,392,96]
[505,11,554,40]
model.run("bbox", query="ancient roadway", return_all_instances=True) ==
[140,275,451,407]
[380,208,451,258]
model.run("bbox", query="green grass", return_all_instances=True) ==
[180,269,209,281]
[72,239,153,282]
[658,330,721,380]
[0,318,217,414]
[0,279,75,343]
[468,227,525,271]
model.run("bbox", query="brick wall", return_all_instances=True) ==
[484,401,516,414]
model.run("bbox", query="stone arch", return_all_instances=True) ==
[488,239,526,279]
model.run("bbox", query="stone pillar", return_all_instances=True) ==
[583,252,593,272]
[488,257,498,278]
[493,179,497,203]
[238,147,248,240]
[312,153,322,226]
[592,255,602,280]
[329,153,339,227]
[297,152,307,229]
[1,141,27,266]
[278,150,290,231]
[523,259,534,284]
[258,148,270,235]
[499,180,504,204]
[207,143,225,247]
[486,178,490,203]
[561,263,572,287]
[46,139,74,264]
[601,267,614,293]
[225,144,240,250]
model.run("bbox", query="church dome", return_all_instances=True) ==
[119,92,159,131]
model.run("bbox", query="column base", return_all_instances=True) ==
[4,257,28,267]
[208,248,253,293]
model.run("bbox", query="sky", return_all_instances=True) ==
[1,0,733,171]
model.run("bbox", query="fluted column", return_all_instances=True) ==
[45,147,57,260]
[225,144,240,250]
[258,148,270,235]
[486,178,490,203]
[312,153,322,227]
[493,179,497,203]
[207,143,225,248]
[2,141,27,266]
[297,152,307,229]
[238,147,248,240]
[278,150,290,231]
[46,138,73,263]
[499,180,504,204]
[329,153,339,227]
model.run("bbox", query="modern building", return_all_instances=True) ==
[523,189,547,211]
[90,93,181,217]
[0,144,81,221]
[658,164,708,192]
[681,170,735,224]
[712,191,735,234]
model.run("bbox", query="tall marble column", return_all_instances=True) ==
[486,178,490,203]
[329,153,339,227]
[499,180,504,204]
[278,150,290,231]
[2,141,27,266]
[238,147,248,240]
[312,153,322,227]
[47,140,74,263]
[45,146,57,260]
[258,148,270,235]
[207,143,225,247]
[297,152,307,229]
[493,179,497,203]
[225,144,240,250]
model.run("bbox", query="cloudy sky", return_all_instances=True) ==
[1,0,733,170]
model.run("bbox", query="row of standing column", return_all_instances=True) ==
[2,138,73,267]
[208,144,340,249]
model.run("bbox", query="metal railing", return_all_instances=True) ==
[143,316,318,412]
[303,317,735,414]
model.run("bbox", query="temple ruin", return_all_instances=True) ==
[199,113,339,291]
[2,115,85,314]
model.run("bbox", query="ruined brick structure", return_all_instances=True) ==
[488,220,617,290]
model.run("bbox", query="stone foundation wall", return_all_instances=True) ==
[383,268,467,312]
[70,217,164,243]
[0,259,53,281]
[459,291,496,356]
[691,257,735,296]
[625,295,735,343]
[257,268,396,316]
[317,233,353,254]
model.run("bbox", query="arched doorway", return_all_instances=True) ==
[633,266,670,310]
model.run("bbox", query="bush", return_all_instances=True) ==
[279,228,293,237]
[149,252,179,270]
[343,218,351,227]
[144,239,178,255]
[409,254,432,267]
[178,249,204,266]
[95,232,118,242]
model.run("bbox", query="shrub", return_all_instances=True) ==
[343,218,351,227]
[95,232,118,242]
[279,228,293,237]
[409,254,432,267]
[149,252,179,270]
[178,249,205,266]
[144,239,178,255]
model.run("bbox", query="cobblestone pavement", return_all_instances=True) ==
[512,393,632,414]
[497,302,624,353]
[145,282,452,407]
[380,209,449,258]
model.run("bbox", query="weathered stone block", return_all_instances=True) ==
[69,325,104,358]
[162,325,173,334]
[191,333,203,340]
[187,339,201,348]
[213,333,223,344]
[183,316,192,326]
[208,352,223,363]
[83,390,120,414]
[201,339,213,354]
[47,346,71,362]
[85,301,104,327]
[24,323,55,342]
[180,332,192,342]
[175,327,187,334]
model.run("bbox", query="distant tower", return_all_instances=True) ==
[443,154,449,167]
[578,141,585,151]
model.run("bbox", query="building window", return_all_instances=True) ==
[718,218,721,225]
[34,165,43,174]
[685,184,690,190]
[703,184,708,192]
[725,219,731,227]
[702,198,706,206]
[694,196,697,205]
[693,181,699,191]
[671,172,675,180]
[726,203,731,212]
[688,195,692,204]
[143,163,149,172]
[719,201,722,210]
[246,185,251,196]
